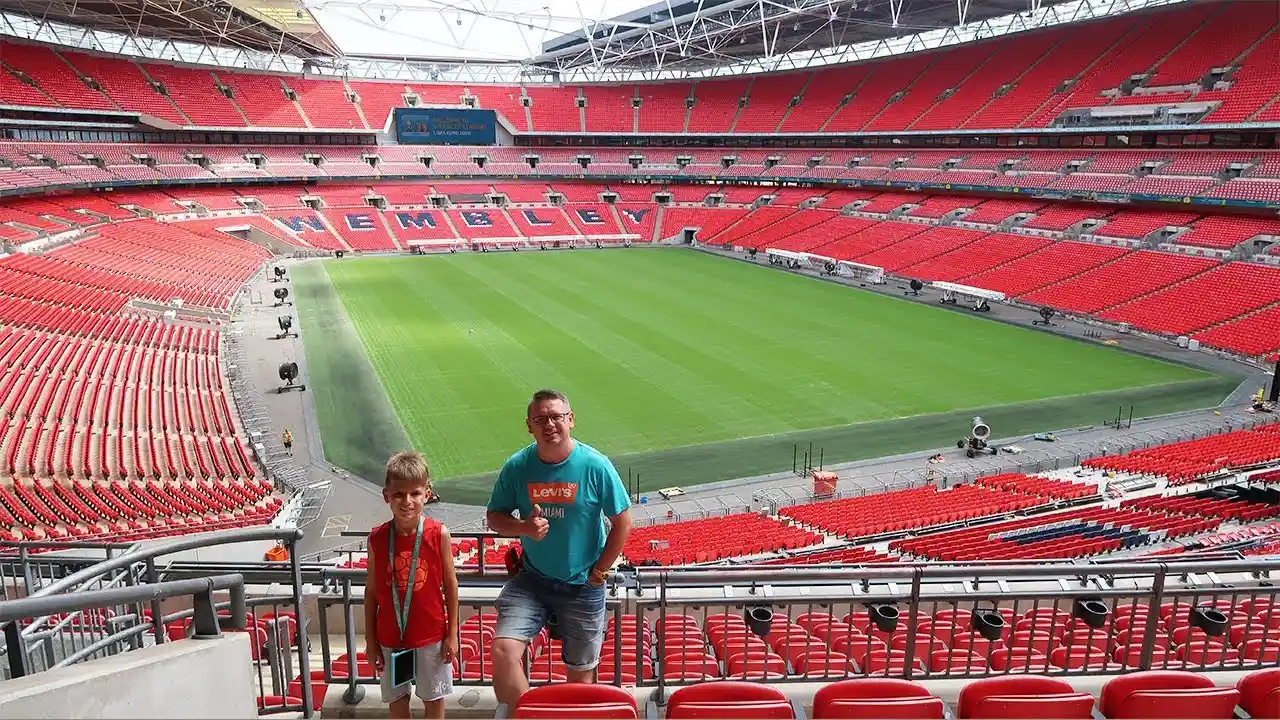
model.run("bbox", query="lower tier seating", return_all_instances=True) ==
[487,671,1271,720]
[1083,428,1280,484]
[2,183,1280,361]
[0,218,277,545]
[779,484,1053,539]
[891,506,1218,561]
[622,513,823,566]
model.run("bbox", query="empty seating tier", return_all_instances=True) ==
[0,2,1267,133]
[1083,429,1280,484]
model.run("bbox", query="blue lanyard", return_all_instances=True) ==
[388,516,424,645]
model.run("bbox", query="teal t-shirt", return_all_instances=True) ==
[486,441,630,585]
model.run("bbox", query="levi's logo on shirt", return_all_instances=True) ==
[528,482,578,504]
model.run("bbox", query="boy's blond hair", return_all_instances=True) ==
[385,451,431,488]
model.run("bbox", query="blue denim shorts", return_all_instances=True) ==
[493,569,607,672]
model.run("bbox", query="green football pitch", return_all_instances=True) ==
[292,249,1235,504]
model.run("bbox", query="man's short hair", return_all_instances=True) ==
[385,451,431,488]
[527,388,570,416]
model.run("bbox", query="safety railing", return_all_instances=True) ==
[0,527,311,717]
[297,556,1278,710]
[627,559,1280,702]
[3,534,1277,715]
[0,573,247,672]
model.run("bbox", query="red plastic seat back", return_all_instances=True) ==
[958,676,1077,719]
[962,694,1095,719]
[813,679,943,720]
[514,682,638,719]
[1112,688,1240,719]
[1101,671,1234,719]
[817,698,945,719]
[667,681,794,720]
[667,701,795,719]
[515,704,636,719]
[1238,668,1280,720]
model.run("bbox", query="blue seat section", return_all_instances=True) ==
[1009,522,1151,547]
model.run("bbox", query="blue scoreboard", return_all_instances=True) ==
[393,107,497,145]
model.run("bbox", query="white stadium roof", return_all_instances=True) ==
[0,0,1190,82]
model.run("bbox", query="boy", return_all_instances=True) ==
[365,452,459,719]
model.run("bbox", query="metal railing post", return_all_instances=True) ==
[903,567,922,680]
[655,572,667,706]
[288,537,315,718]
[4,621,27,679]
[1137,564,1168,670]
[190,582,225,639]
[340,578,364,706]
[146,558,164,646]
[122,562,143,652]
[18,547,34,597]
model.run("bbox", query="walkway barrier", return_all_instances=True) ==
[1,531,1276,715]
[0,527,309,716]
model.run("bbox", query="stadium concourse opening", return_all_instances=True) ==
[1,0,1280,714]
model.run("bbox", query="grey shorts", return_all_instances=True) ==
[493,569,608,672]
[379,642,454,703]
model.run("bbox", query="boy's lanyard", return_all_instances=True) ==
[388,516,424,645]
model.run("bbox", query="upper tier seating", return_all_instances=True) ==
[1175,216,1280,250]
[5,2,1278,133]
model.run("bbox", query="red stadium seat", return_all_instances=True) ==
[1237,668,1280,720]
[512,683,638,719]
[957,676,1094,719]
[1100,671,1239,719]
[665,681,796,719]
[812,678,945,719]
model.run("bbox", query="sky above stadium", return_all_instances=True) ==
[304,0,657,62]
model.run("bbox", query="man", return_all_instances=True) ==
[485,389,632,708]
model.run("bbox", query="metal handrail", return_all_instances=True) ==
[0,527,312,717]
[635,557,1280,585]
[14,527,300,605]
[1,574,247,679]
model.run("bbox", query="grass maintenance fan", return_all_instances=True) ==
[277,361,306,394]
[957,416,997,458]
[274,315,297,340]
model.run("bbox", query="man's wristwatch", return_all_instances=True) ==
[589,566,609,585]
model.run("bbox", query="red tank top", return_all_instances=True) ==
[369,518,446,649]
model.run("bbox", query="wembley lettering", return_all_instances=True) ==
[394,211,438,230]
[575,208,605,224]
[276,215,326,233]
[461,211,493,227]
[346,214,375,230]
[619,207,649,224]
[522,209,553,226]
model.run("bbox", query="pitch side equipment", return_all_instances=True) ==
[277,362,306,394]
[274,315,298,340]
[957,416,997,458]
[934,281,1004,312]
